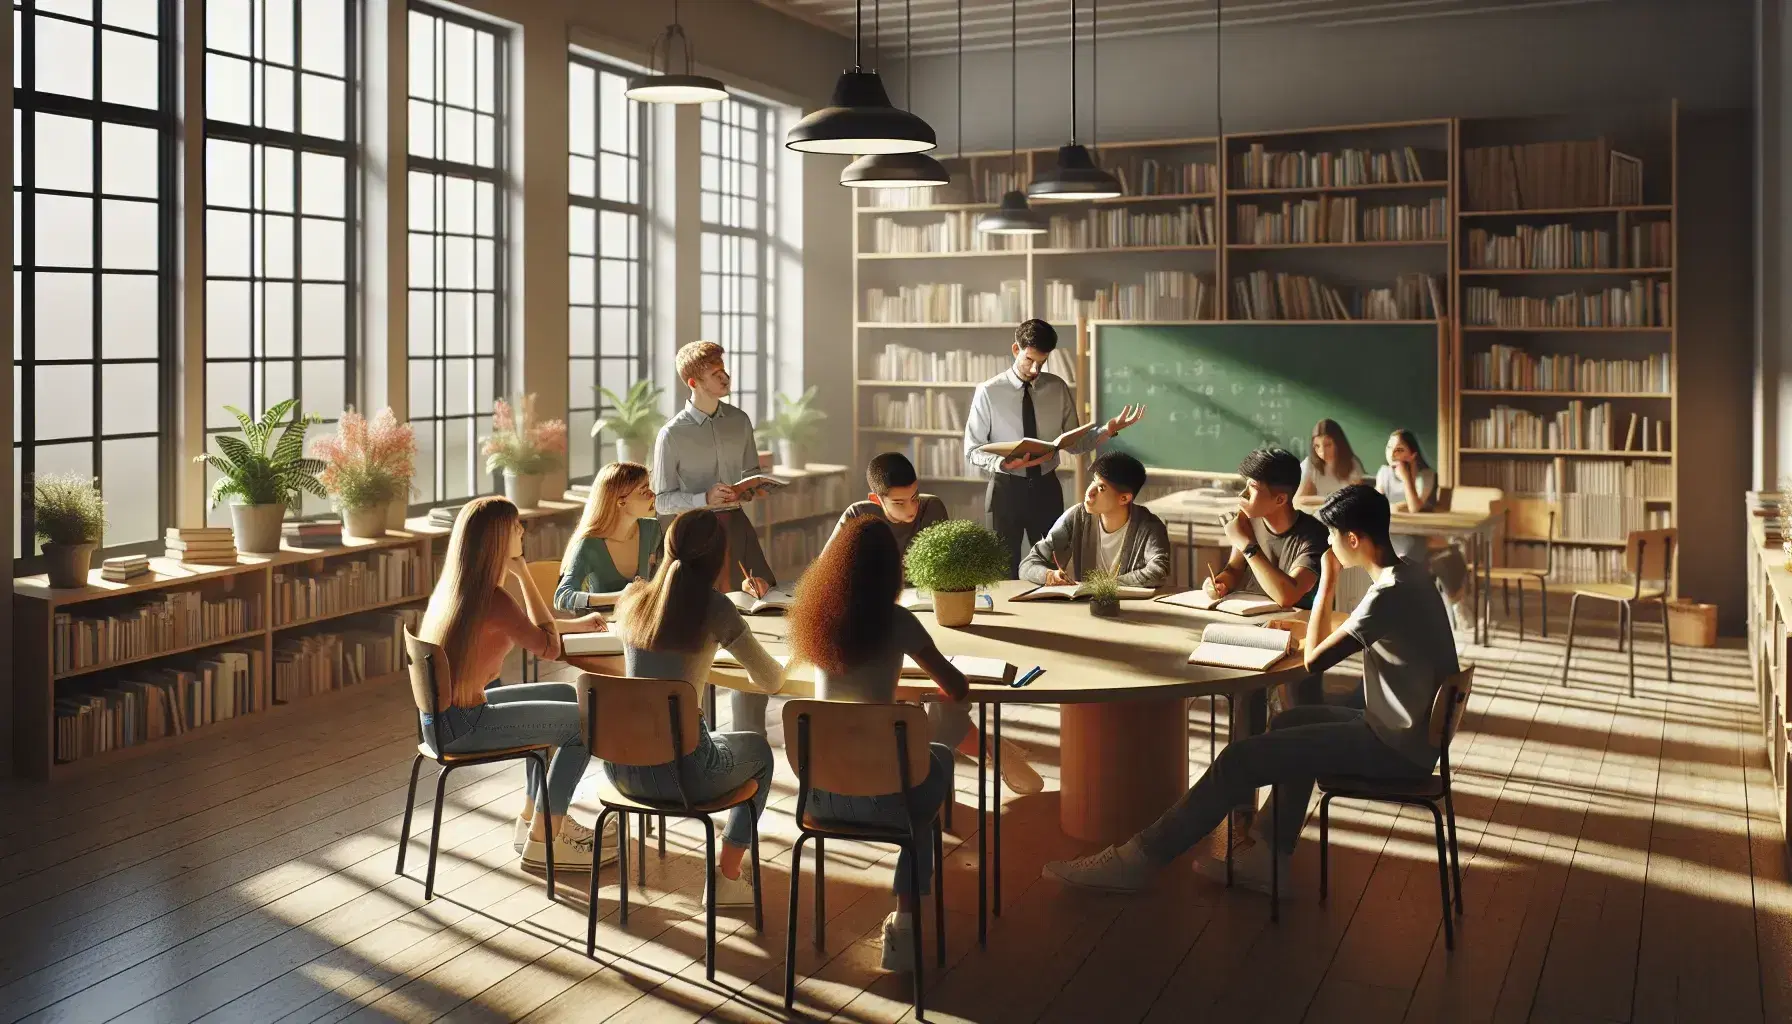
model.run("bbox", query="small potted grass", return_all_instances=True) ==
[1083,567,1122,619]
[34,473,106,588]
[903,519,1008,627]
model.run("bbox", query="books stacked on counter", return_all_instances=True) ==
[283,516,343,548]
[165,527,236,565]
[427,504,463,528]
[100,554,150,583]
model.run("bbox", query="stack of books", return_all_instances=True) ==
[165,528,236,565]
[427,505,462,527]
[283,517,342,548]
[100,554,149,583]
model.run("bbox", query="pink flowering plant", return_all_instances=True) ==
[482,394,568,476]
[310,407,417,512]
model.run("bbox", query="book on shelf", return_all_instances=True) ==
[867,211,1027,255]
[1155,590,1283,616]
[54,645,266,764]
[164,527,237,565]
[100,554,150,582]
[1012,582,1156,602]
[427,504,464,526]
[726,588,797,615]
[1609,151,1644,206]
[1468,346,1669,393]
[1466,224,1613,270]
[1231,271,1440,321]
[1232,144,1433,190]
[1235,196,1444,245]
[1459,458,1672,540]
[1045,203,1214,249]
[273,606,421,702]
[53,588,261,675]
[283,517,343,547]
[870,390,966,432]
[869,343,1012,384]
[1188,622,1295,671]
[1043,272,1211,322]
[1463,138,1619,211]
[1463,280,1670,327]
[862,280,1028,325]
[271,546,423,626]
[1107,158,1218,197]
[1624,220,1672,269]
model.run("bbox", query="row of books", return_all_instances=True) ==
[1462,139,1639,211]
[1462,456,1671,497]
[1463,281,1671,327]
[743,469,849,530]
[270,547,424,627]
[1108,159,1218,197]
[870,344,1012,384]
[862,281,1028,324]
[53,589,260,676]
[1042,272,1212,322]
[1465,225,1615,270]
[869,390,967,433]
[865,212,1027,255]
[55,647,264,764]
[273,607,422,702]
[1467,345,1669,393]
[1231,145,1433,189]
[1044,204,1215,249]
[903,437,972,481]
[1234,197,1447,244]
[1467,402,1668,452]
[166,527,236,565]
[1628,221,1672,268]
[1231,271,1441,321]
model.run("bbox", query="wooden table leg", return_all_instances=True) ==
[1060,697,1191,844]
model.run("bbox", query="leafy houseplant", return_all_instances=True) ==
[755,386,828,470]
[903,519,1009,627]
[34,473,106,588]
[311,408,417,539]
[592,380,666,466]
[195,398,325,554]
[482,394,567,510]
[1083,567,1122,619]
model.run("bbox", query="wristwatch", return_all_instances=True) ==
[1241,541,1262,560]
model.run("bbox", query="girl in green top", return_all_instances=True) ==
[556,461,662,612]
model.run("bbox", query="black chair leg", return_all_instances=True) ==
[1538,582,1549,638]
[703,819,718,981]
[636,812,647,887]
[1561,593,1581,687]
[907,848,926,1019]
[814,837,827,948]
[1617,600,1627,652]
[1515,579,1526,643]
[1444,785,1464,916]
[1501,579,1509,615]
[425,766,450,900]
[749,806,765,932]
[1269,784,1280,922]
[1658,597,1674,685]
[1318,795,1333,901]
[396,754,423,876]
[1623,600,1636,698]
[1429,802,1454,951]
[933,820,946,967]
[532,752,556,901]
[616,808,630,926]
[587,808,607,957]
[784,834,807,1011]
[658,813,667,856]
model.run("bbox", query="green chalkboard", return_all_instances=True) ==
[1092,322,1442,475]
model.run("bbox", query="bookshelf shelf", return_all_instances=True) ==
[1458,448,1672,458]
[856,380,982,388]
[273,592,429,632]
[857,250,1028,261]
[1224,319,1442,326]
[1459,267,1672,276]
[1461,389,1670,398]
[1227,240,1447,250]
[855,322,1049,330]
[1460,326,1672,333]
[1511,536,1630,547]
[1226,180,1449,197]
[1032,245,1218,256]
[861,426,963,438]
[857,192,1219,216]
[1459,204,1673,218]
[52,628,268,682]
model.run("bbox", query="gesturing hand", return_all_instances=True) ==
[1104,403,1146,436]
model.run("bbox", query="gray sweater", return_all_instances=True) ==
[1019,504,1172,588]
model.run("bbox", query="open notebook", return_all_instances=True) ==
[726,589,797,615]
[1012,582,1156,602]
[898,588,995,613]
[1188,623,1295,671]
[1155,590,1283,616]
[899,655,1012,683]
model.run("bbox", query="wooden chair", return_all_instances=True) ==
[581,675,763,981]
[1561,528,1675,698]
[522,560,563,682]
[1316,666,1474,950]
[397,628,558,901]
[782,699,947,1019]
[1485,500,1557,641]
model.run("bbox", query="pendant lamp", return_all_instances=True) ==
[625,0,729,104]
[787,0,936,155]
[841,0,949,188]
[978,0,1047,235]
[1028,0,1122,200]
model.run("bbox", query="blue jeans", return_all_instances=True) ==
[806,744,953,895]
[604,727,774,847]
[426,681,587,819]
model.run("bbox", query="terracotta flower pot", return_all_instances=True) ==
[933,589,977,628]
[504,472,542,510]
[231,503,285,554]
[42,541,96,589]
[343,506,387,540]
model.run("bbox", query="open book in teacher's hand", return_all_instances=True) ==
[731,474,788,500]
[898,588,995,612]
[1188,623,1296,671]
[899,655,1013,684]
[975,422,1097,461]
[727,588,797,614]
[1155,589,1284,617]
[1011,582,1157,602]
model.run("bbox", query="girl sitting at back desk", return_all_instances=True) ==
[557,461,661,611]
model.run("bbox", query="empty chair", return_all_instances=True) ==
[1561,528,1675,697]
[1484,500,1558,640]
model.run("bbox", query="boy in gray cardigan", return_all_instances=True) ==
[1020,452,1171,588]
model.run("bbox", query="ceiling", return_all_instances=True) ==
[751,0,1618,56]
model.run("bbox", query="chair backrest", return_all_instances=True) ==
[781,699,932,798]
[1446,485,1503,516]
[1500,499,1559,571]
[1427,665,1475,749]
[1624,528,1676,587]
[584,674,703,768]
[404,627,450,754]
[526,560,562,606]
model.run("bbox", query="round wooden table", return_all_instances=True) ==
[567,579,1307,845]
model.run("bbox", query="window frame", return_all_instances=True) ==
[12,0,180,572]
[699,94,776,424]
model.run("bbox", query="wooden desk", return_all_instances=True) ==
[567,579,1307,844]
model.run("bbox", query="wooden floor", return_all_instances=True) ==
[3,612,1790,1024]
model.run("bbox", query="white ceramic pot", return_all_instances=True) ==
[343,505,387,540]
[614,438,645,466]
[42,542,96,589]
[933,589,976,628]
[504,471,542,510]
[231,503,285,553]
[776,440,806,471]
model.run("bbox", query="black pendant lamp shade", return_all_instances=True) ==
[625,1,728,104]
[979,189,1049,234]
[1029,143,1122,200]
[840,0,949,187]
[787,0,937,155]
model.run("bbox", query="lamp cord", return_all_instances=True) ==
[1092,0,1099,153]
[1069,0,1078,143]
[1009,0,1018,162]
[956,0,963,158]
[905,0,912,106]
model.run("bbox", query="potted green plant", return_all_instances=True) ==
[755,386,828,470]
[1083,567,1122,619]
[195,398,325,554]
[312,408,416,539]
[33,473,106,588]
[904,519,1009,627]
[482,394,567,510]
[592,380,666,466]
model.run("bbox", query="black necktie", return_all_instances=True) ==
[1021,381,1042,478]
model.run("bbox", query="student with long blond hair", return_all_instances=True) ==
[611,508,784,906]
[786,516,968,974]
[418,496,612,870]
[556,461,661,611]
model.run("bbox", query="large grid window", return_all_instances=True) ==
[407,3,505,505]
[12,1,174,563]
[567,55,647,482]
[699,96,776,422]
[204,0,356,522]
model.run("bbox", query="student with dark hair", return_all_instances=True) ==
[828,452,950,579]
[963,319,1146,577]
[1205,447,1327,610]
[1042,484,1460,897]
[1020,451,1171,588]
[1297,419,1369,499]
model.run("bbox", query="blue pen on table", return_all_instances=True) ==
[1011,665,1045,688]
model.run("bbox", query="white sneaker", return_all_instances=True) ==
[705,868,757,908]
[1197,840,1295,900]
[990,739,1044,796]
[880,911,916,973]
[512,813,530,855]
[521,817,618,870]
[1041,838,1158,893]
